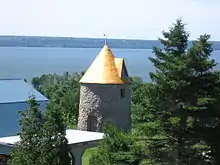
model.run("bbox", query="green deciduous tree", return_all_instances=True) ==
[89,123,143,165]
[131,77,154,127]
[31,72,82,128]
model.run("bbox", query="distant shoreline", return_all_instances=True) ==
[0,45,150,50]
[0,35,220,50]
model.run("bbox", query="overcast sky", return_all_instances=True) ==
[0,0,219,40]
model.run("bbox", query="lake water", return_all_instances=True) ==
[0,47,220,82]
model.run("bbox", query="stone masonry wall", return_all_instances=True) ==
[77,83,131,132]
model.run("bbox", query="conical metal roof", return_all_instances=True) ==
[80,45,124,84]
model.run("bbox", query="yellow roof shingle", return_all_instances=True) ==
[79,45,124,84]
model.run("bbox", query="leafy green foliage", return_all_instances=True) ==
[89,123,143,165]
[131,77,155,125]
[32,72,82,127]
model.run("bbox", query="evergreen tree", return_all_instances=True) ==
[11,96,72,165]
[147,18,220,164]
[40,103,71,165]
[11,96,44,165]
[187,35,220,165]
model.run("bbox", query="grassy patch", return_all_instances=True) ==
[82,148,97,165]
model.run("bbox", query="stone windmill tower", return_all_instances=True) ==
[77,42,131,132]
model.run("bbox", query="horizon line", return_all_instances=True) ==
[0,34,157,41]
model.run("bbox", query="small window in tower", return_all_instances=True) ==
[120,88,125,98]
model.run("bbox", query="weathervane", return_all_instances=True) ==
[104,34,108,45]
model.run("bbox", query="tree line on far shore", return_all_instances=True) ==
[10,18,220,165]
[1,35,220,50]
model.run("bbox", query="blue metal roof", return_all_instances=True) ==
[0,79,48,104]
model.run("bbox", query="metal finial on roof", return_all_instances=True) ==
[104,34,108,45]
